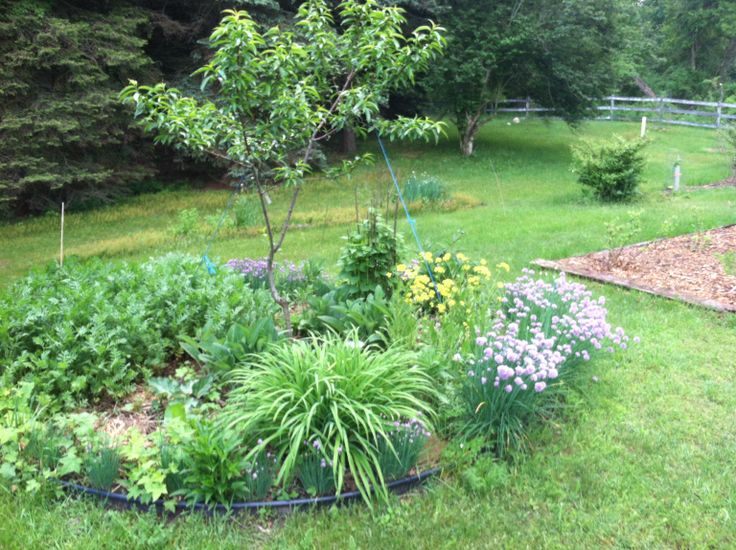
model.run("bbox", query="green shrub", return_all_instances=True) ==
[402,172,447,204]
[0,254,277,408]
[571,136,647,202]
[337,211,401,298]
[223,333,436,504]
[172,208,201,238]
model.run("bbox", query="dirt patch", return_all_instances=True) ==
[94,386,159,442]
[534,224,736,312]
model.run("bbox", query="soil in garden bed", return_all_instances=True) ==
[537,225,736,312]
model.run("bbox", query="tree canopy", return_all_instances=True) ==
[1,0,735,216]
[420,0,625,155]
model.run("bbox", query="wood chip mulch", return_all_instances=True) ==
[687,176,736,190]
[534,224,736,312]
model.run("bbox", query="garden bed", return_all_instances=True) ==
[534,224,736,312]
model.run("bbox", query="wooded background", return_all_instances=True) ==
[1,0,735,217]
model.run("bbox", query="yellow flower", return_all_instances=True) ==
[480,259,488,266]
[437,303,447,314]
[434,266,445,274]
[448,299,456,307]
[442,253,451,262]
[462,264,471,271]
[496,262,510,272]
[396,264,406,272]
[456,253,468,262]
[386,272,393,278]
[434,256,443,264]
[422,251,433,261]
[497,281,505,289]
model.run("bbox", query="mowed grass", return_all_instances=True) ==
[1,119,736,549]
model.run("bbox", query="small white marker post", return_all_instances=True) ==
[640,116,647,138]
[60,202,65,267]
[673,158,681,193]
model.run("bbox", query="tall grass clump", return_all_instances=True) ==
[402,172,447,204]
[458,270,634,455]
[223,332,436,504]
[85,447,121,491]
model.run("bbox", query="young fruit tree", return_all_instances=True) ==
[120,0,445,334]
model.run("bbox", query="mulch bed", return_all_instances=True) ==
[687,177,736,190]
[534,224,736,313]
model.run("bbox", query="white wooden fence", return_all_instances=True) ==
[492,96,736,129]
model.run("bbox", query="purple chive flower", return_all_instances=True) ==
[463,271,630,417]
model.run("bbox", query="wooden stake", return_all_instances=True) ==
[60,202,65,267]
[640,116,647,138]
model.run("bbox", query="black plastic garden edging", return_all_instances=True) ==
[60,466,441,516]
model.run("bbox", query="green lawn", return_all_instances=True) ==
[1,120,735,549]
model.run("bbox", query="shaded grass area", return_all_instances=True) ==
[1,120,736,548]
[2,120,733,284]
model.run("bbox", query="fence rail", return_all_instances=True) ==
[491,96,736,129]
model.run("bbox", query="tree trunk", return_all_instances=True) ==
[460,132,475,156]
[342,126,357,155]
[457,112,482,157]
[266,249,292,336]
[633,76,657,98]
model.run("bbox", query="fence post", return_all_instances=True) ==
[525,97,530,119]
[609,97,615,121]
[658,97,665,123]
[717,83,724,128]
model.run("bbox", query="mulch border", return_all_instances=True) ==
[686,177,736,190]
[532,224,736,313]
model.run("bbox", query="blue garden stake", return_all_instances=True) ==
[376,134,442,302]
[201,184,241,275]
[202,255,217,275]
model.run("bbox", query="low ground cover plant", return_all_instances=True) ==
[0,254,275,409]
